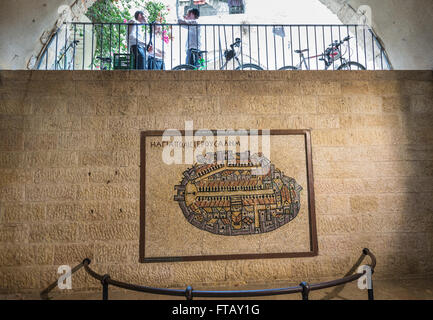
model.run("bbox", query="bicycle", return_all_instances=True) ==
[279,36,366,71]
[172,38,263,70]
[55,40,79,70]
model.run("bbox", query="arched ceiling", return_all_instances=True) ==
[0,0,432,70]
[318,0,433,70]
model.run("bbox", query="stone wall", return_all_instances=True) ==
[0,70,432,295]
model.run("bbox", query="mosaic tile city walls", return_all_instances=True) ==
[0,70,432,295]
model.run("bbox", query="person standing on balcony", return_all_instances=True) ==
[128,11,148,70]
[147,24,166,70]
[178,8,201,67]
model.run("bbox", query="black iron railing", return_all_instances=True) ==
[36,23,390,71]
[40,248,376,300]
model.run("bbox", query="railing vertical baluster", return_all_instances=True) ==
[179,24,182,66]
[100,24,104,70]
[223,25,227,70]
[187,24,190,65]
[154,23,156,69]
[126,23,129,57]
[218,25,221,69]
[64,23,68,70]
[273,25,277,70]
[91,24,94,70]
[82,24,86,70]
[281,25,285,70]
[355,26,359,65]
[338,25,342,68]
[204,25,207,70]
[363,27,367,70]
[322,25,325,69]
[257,25,260,68]
[249,25,252,66]
[346,25,351,69]
[297,25,301,52]
[330,26,334,70]
[170,25,173,70]
[135,23,139,69]
[240,25,244,69]
[290,26,293,67]
[72,23,76,70]
[213,25,215,70]
[118,24,120,55]
[371,29,375,70]
[161,24,164,70]
[314,25,318,70]
[265,25,268,70]
[55,28,58,70]
[306,26,310,70]
[232,25,235,70]
[45,43,48,70]
[109,23,112,70]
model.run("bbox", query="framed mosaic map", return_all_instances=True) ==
[139,129,318,263]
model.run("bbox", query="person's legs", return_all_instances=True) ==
[155,59,164,70]
[186,49,200,67]
[131,45,146,70]
[137,46,146,70]
[186,48,192,65]
[147,56,155,70]
[130,45,138,69]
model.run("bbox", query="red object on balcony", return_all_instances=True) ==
[193,0,206,5]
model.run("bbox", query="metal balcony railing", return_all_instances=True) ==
[40,248,376,300]
[36,22,391,71]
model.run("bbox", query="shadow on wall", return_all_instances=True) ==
[360,75,433,279]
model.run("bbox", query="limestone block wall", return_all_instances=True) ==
[0,70,432,295]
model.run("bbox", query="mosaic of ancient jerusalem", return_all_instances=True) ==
[174,151,303,236]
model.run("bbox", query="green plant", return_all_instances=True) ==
[145,1,168,24]
[85,0,171,69]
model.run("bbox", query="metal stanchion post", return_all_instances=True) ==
[101,274,110,301]
[300,282,311,300]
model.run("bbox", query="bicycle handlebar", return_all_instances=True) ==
[334,36,352,47]
[230,38,242,49]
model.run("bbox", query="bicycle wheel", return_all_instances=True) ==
[172,64,196,70]
[337,61,366,70]
[236,64,263,70]
[278,66,299,71]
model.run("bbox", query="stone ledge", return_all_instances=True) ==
[1,70,431,82]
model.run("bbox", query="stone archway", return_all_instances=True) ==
[1,0,433,69]
[30,0,375,69]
